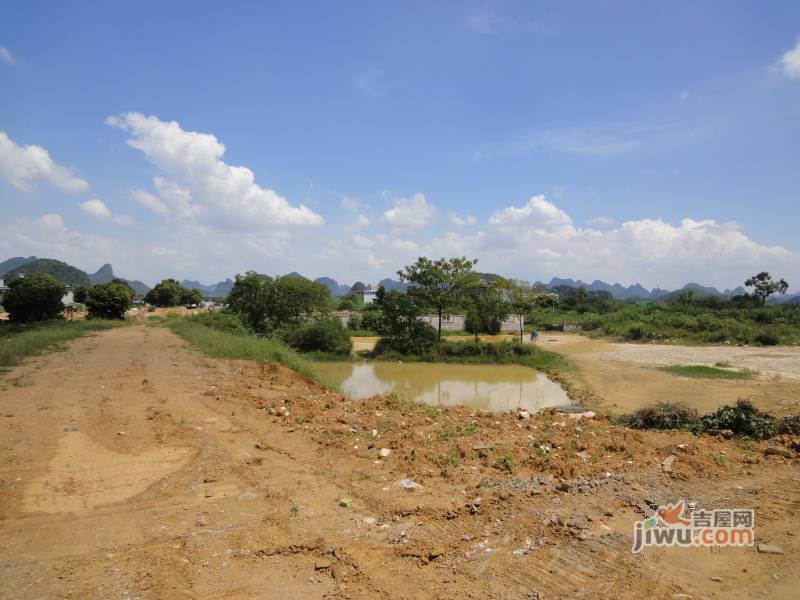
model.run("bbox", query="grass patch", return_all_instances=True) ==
[372,340,571,375]
[0,319,127,369]
[163,317,338,389]
[659,365,752,380]
[495,455,517,472]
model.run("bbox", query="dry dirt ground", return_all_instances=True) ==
[0,325,798,599]
[535,336,800,417]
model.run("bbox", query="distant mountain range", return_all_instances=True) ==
[536,277,749,301]
[2,255,797,303]
[0,257,150,295]
[89,264,151,296]
[0,256,38,276]
[181,278,234,298]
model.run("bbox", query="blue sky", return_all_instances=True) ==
[1,1,799,289]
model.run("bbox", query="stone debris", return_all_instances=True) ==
[757,544,784,555]
[395,479,422,492]
[764,447,794,459]
[661,455,677,473]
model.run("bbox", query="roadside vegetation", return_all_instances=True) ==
[620,399,799,440]
[527,279,799,346]
[0,271,136,370]
[658,365,753,380]
[0,320,127,368]
[164,313,337,388]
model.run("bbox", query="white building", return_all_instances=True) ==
[353,285,379,304]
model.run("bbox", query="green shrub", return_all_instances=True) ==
[279,317,353,355]
[754,331,780,346]
[3,274,66,322]
[623,401,700,430]
[85,281,134,319]
[187,311,248,335]
[700,399,777,440]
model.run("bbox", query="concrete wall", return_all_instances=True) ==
[500,315,523,332]
[420,314,466,331]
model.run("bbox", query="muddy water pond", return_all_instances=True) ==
[313,362,572,413]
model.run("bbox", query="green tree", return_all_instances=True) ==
[374,284,386,306]
[226,272,330,334]
[227,272,275,334]
[73,285,89,305]
[85,281,134,319]
[145,279,187,307]
[270,275,330,325]
[504,280,537,343]
[377,290,436,354]
[3,274,66,322]
[397,256,480,341]
[745,272,789,306]
[181,287,202,305]
[465,286,509,337]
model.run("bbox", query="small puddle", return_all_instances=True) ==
[313,362,572,412]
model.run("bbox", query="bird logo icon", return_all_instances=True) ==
[656,501,690,527]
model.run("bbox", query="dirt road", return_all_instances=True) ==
[1,326,798,599]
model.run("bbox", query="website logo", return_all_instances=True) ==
[632,500,754,553]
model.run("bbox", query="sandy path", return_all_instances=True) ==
[0,326,798,599]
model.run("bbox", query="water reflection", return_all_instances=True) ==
[313,362,571,413]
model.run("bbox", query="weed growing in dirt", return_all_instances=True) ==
[659,365,753,380]
[0,320,128,369]
[442,451,460,468]
[496,455,517,472]
[163,317,338,390]
[700,399,777,439]
[438,422,479,440]
[621,398,798,441]
[709,452,728,466]
[621,401,700,430]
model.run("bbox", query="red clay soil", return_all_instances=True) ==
[0,325,797,599]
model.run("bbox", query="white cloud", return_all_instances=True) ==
[35,213,64,229]
[80,198,112,220]
[352,234,374,249]
[113,215,136,226]
[465,11,500,34]
[508,122,713,157]
[354,69,382,96]
[131,188,170,216]
[106,113,323,231]
[0,46,16,64]
[80,198,135,226]
[0,214,120,275]
[778,37,800,79]
[0,131,89,193]
[586,216,614,226]
[489,194,572,229]
[679,90,690,102]
[341,195,799,290]
[448,212,477,227]
[382,193,436,229]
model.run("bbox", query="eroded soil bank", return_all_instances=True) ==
[0,326,798,599]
